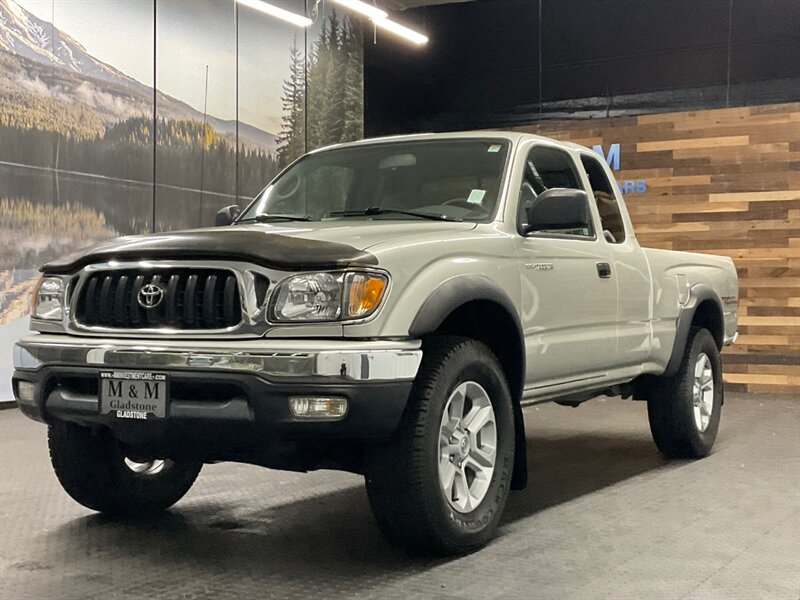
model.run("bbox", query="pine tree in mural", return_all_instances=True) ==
[276,11,363,167]
[276,36,306,167]
[306,17,331,149]
[341,17,364,142]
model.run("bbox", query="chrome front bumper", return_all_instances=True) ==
[13,334,423,382]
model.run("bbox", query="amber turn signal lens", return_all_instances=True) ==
[346,273,387,318]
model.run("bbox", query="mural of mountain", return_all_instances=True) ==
[0,0,137,88]
[0,0,364,404]
[0,0,277,151]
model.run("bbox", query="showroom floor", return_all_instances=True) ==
[1,392,798,600]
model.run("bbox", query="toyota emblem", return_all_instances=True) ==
[138,283,165,309]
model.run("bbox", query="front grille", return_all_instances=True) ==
[75,269,243,330]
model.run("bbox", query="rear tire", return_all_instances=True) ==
[365,336,515,555]
[48,422,202,516]
[647,327,723,458]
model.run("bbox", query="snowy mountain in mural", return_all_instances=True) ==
[0,0,138,87]
[0,0,277,150]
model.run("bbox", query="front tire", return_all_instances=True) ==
[647,327,723,458]
[48,422,202,516]
[365,336,515,555]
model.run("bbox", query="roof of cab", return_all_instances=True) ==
[309,130,592,154]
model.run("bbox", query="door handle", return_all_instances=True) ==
[596,262,612,278]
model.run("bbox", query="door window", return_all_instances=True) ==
[580,154,626,243]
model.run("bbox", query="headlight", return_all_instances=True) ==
[32,276,65,320]
[272,272,343,322]
[270,271,388,322]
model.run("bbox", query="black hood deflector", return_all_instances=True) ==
[42,228,378,274]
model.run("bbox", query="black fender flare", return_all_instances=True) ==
[663,283,724,376]
[409,275,520,338]
[409,275,528,490]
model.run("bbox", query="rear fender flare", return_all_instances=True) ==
[664,283,723,377]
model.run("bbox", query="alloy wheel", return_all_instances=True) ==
[124,458,168,475]
[438,381,497,513]
[692,352,714,432]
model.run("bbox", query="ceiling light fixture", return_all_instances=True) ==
[373,16,429,45]
[325,0,428,46]
[236,0,313,27]
[329,0,388,21]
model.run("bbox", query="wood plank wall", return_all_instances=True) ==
[508,102,800,394]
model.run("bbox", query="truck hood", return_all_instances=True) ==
[42,220,477,274]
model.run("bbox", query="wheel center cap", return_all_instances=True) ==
[459,436,470,456]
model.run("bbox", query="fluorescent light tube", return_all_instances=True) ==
[373,17,428,45]
[330,0,388,20]
[236,0,312,27]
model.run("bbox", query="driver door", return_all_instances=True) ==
[515,144,619,392]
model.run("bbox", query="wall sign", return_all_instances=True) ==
[592,143,647,194]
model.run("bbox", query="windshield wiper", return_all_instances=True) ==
[328,207,462,222]
[237,214,316,223]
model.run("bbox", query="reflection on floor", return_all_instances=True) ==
[1,392,798,600]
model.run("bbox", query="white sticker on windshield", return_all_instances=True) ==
[487,144,501,153]
[467,189,486,204]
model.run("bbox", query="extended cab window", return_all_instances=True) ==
[580,153,626,243]
[518,146,593,238]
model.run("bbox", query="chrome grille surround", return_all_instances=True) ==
[64,260,276,338]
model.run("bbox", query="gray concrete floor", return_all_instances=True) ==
[1,392,798,600]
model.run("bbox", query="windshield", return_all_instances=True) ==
[238,139,510,223]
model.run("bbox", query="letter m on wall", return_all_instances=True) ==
[592,143,620,171]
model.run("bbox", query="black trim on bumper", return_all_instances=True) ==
[12,366,412,443]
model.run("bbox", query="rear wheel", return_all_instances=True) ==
[647,327,723,458]
[365,336,515,555]
[48,422,202,515]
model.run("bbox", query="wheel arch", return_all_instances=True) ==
[409,276,528,490]
[664,283,724,377]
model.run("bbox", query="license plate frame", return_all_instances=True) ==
[99,370,168,420]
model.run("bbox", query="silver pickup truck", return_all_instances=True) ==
[12,131,738,554]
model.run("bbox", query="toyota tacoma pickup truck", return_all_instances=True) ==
[12,132,738,554]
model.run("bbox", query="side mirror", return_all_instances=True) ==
[215,205,241,227]
[520,188,593,236]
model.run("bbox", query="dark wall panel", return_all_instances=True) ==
[364,0,800,135]
[540,0,730,100]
